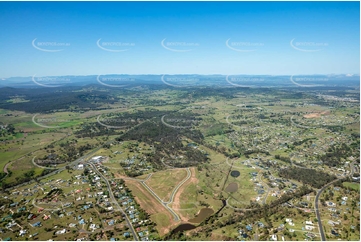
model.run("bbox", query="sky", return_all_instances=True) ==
[0,1,360,77]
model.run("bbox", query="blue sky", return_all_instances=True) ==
[0,1,359,77]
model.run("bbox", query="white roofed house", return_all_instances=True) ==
[305,225,314,231]
[305,221,313,225]
[91,156,103,163]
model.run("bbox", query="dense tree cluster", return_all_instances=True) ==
[0,86,119,113]
[278,167,337,188]
[116,116,207,169]
[274,155,291,163]
[53,139,95,162]
[317,143,355,167]
[74,122,119,138]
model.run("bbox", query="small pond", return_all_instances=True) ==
[188,208,214,223]
[225,182,238,192]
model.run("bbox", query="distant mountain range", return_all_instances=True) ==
[0,74,359,88]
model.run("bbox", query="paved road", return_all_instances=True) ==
[140,175,182,221]
[88,162,139,241]
[5,143,109,192]
[166,168,191,204]
[136,164,192,221]
[315,162,356,241]
[5,118,152,191]
[256,172,273,205]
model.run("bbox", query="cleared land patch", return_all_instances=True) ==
[225,182,238,192]
[171,167,199,221]
[145,169,187,202]
[303,110,331,119]
[343,182,360,191]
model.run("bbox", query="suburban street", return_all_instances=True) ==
[88,162,139,241]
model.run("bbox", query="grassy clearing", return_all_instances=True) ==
[0,132,67,171]
[174,181,199,220]
[150,213,172,236]
[146,169,187,201]
[225,160,259,204]
[342,182,360,191]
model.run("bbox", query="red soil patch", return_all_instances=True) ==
[171,167,199,221]
[303,110,331,119]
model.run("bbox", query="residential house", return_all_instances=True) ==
[270,234,277,241]
[32,222,41,227]
[326,201,336,207]
[305,225,314,231]
[55,229,66,235]
[305,221,313,225]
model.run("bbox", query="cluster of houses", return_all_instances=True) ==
[84,161,152,240]
[0,161,148,241]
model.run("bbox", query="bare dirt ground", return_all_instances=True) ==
[303,110,330,119]
[114,173,127,179]
[171,167,199,221]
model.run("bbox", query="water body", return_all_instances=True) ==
[172,223,196,233]
[230,170,240,178]
[188,208,214,223]
[225,182,238,192]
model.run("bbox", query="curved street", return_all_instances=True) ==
[139,167,191,221]
[315,162,356,241]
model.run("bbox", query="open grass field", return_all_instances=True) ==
[145,169,187,201]
[224,159,259,208]
[0,132,67,172]
[343,182,360,191]
[170,167,200,221]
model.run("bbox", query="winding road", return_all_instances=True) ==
[139,167,192,221]
[314,162,356,241]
